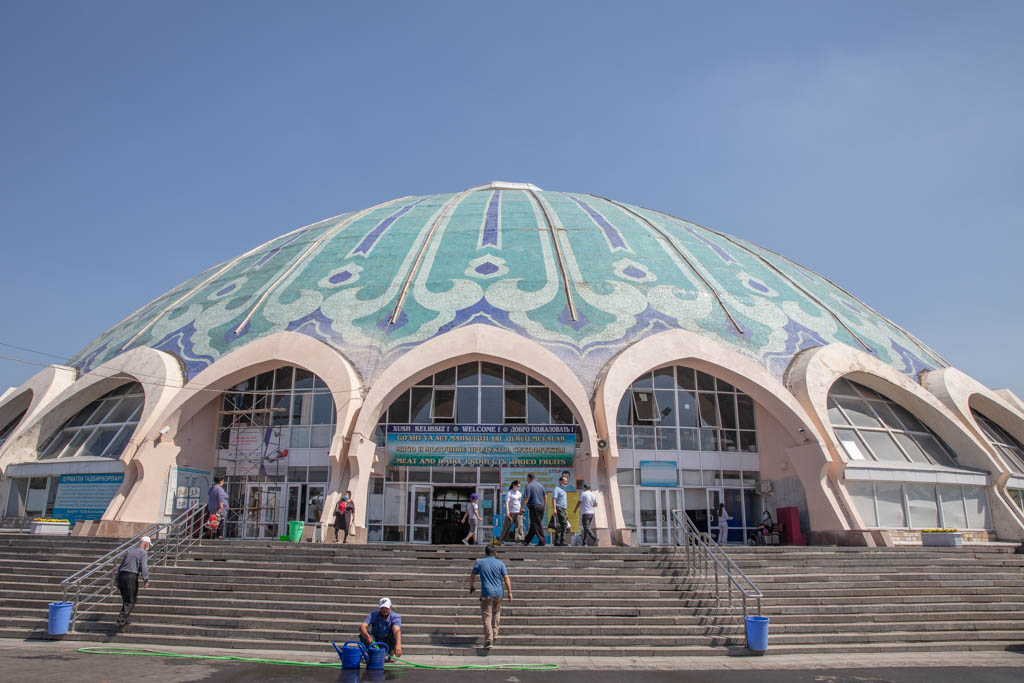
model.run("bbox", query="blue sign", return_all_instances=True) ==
[52,473,125,524]
[639,461,678,487]
[386,424,576,467]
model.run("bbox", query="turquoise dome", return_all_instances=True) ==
[71,183,946,392]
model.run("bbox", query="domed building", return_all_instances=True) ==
[2,181,1023,545]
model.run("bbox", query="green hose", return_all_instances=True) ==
[76,646,559,671]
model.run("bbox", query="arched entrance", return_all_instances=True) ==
[213,366,336,539]
[368,360,580,544]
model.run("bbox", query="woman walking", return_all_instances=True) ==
[499,481,523,544]
[462,493,482,545]
[716,502,732,545]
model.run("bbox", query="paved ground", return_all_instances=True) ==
[1,639,1021,682]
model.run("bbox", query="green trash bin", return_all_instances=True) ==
[288,520,305,543]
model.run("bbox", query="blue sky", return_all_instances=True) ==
[1,2,1021,398]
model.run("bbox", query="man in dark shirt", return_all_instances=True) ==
[521,473,547,546]
[359,597,403,659]
[115,536,151,629]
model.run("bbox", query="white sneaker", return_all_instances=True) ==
[462,539,469,545]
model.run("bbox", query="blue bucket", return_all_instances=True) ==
[334,641,366,669]
[745,615,770,652]
[48,602,73,635]
[366,641,389,670]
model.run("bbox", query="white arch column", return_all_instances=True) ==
[596,330,845,546]
[113,332,363,535]
[788,344,1024,544]
[923,367,1024,528]
[345,325,600,544]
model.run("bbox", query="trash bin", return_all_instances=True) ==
[48,601,73,635]
[745,615,769,652]
[288,520,305,543]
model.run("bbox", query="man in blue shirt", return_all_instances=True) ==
[552,475,570,546]
[468,545,513,648]
[359,597,403,658]
[520,473,547,546]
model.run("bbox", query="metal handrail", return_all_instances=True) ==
[670,509,762,621]
[60,503,205,631]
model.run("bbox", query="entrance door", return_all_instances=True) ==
[287,484,328,524]
[243,483,284,539]
[409,485,432,543]
[639,488,682,545]
[475,486,499,544]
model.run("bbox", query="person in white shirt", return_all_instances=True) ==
[573,483,599,546]
[498,481,524,544]
[716,502,733,545]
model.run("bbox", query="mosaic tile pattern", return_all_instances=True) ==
[69,188,947,394]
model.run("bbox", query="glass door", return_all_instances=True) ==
[243,483,284,539]
[409,485,432,543]
[476,486,499,544]
[638,489,658,545]
[658,489,682,545]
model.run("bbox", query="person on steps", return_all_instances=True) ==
[716,502,732,545]
[333,494,349,543]
[342,490,355,542]
[552,475,570,546]
[360,597,403,659]
[461,493,481,545]
[469,544,513,649]
[521,473,547,546]
[207,476,229,539]
[115,536,151,629]
[573,483,599,546]
[498,480,523,544]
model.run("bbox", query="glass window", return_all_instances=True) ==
[963,486,989,529]
[938,485,968,529]
[504,389,526,422]
[0,408,27,449]
[480,362,503,386]
[874,482,906,527]
[827,379,960,467]
[653,366,675,389]
[698,393,719,427]
[634,426,655,450]
[432,389,455,420]
[457,362,479,386]
[906,484,939,528]
[846,481,877,526]
[860,430,907,462]
[39,383,144,460]
[616,365,759,453]
[526,387,550,424]
[619,484,636,527]
[972,410,1024,474]
[410,387,432,423]
[834,397,881,428]
[457,387,478,423]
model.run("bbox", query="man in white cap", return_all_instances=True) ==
[359,597,402,658]
[115,536,151,629]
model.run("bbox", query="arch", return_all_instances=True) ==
[113,331,363,525]
[1,348,182,476]
[789,344,1024,541]
[596,329,847,545]
[345,325,599,542]
[922,367,1024,526]
[0,365,77,463]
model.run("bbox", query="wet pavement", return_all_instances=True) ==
[1,640,1021,682]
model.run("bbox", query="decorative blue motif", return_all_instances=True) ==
[68,188,948,393]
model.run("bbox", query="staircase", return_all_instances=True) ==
[0,536,1022,657]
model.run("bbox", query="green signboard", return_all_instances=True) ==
[386,424,575,467]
